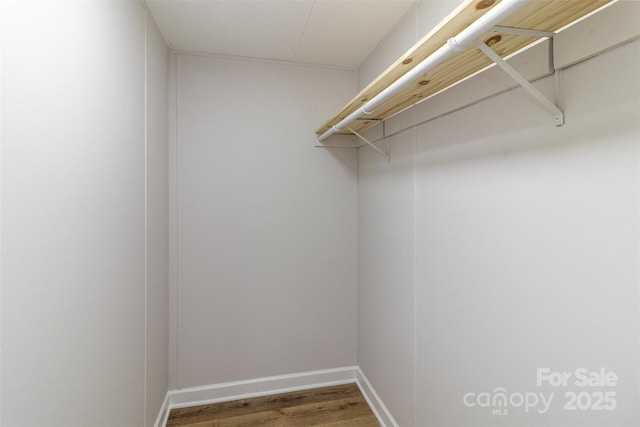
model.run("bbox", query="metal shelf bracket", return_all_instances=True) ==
[472,38,564,126]
[348,128,390,162]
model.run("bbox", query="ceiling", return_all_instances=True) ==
[145,0,417,68]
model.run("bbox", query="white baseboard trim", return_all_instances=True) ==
[355,367,399,427]
[168,366,358,409]
[158,366,398,427]
[153,392,170,427]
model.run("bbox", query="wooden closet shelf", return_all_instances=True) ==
[315,0,612,138]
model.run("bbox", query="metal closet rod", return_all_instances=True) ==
[317,0,528,142]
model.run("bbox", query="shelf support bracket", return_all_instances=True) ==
[349,128,390,162]
[472,38,564,126]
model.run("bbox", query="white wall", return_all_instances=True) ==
[357,2,640,426]
[1,1,169,425]
[146,15,170,427]
[358,129,416,427]
[172,54,358,388]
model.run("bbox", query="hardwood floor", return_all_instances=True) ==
[167,383,380,427]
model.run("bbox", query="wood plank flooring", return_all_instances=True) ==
[167,383,380,427]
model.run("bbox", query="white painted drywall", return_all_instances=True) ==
[1,1,169,425]
[357,2,640,425]
[414,43,639,425]
[358,131,417,427]
[173,54,358,388]
[168,52,179,391]
[145,14,170,427]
